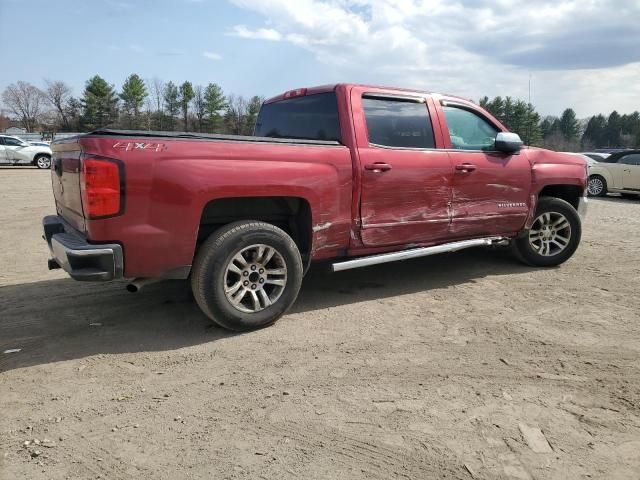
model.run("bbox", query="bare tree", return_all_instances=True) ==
[2,81,47,132]
[44,80,72,130]
[148,77,165,130]
[192,85,206,132]
[144,96,154,131]
[224,94,249,135]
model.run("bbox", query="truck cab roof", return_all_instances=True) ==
[265,83,474,105]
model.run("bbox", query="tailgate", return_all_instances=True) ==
[51,141,85,233]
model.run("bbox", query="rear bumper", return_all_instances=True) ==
[43,215,123,281]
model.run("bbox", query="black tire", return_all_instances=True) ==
[514,197,581,267]
[587,174,607,197]
[34,154,51,169]
[191,221,303,331]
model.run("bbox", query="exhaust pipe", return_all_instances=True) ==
[126,278,162,293]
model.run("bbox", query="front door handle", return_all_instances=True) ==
[455,163,477,172]
[364,162,392,172]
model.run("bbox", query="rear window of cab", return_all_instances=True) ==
[255,92,341,142]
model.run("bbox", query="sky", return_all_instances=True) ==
[1,0,639,117]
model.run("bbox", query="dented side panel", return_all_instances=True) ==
[447,150,531,237]
[358,147,453,246]
[349,85,454,247]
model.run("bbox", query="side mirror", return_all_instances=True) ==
[495,132,523,153]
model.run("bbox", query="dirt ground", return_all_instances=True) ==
[1,167,639,480]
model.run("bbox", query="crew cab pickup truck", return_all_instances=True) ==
[44,84,588,331]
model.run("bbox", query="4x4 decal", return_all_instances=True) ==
[113,141,167,152]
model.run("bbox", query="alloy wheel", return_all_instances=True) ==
[528,212,572,257]
[588,177,604,196]
[223,244,287,313]
[37,156,51,169]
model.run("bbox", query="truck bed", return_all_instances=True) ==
[56,129,342,146]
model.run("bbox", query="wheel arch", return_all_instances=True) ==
[588,166,613,187]
[195,196,313,261]
[537,184,583,210]
[32,152,51,165]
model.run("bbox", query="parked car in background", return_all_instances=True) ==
[564,152,597,167]
[0,135,53,168]
[588,150,640,198]
[582,152,610,162]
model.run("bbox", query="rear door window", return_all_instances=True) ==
[255,92,341,141]
[362,97,435,149]
[619,154,640,165]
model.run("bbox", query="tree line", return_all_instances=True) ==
[1,75,264,136]
[2,75,639,150]
[479,96,640,151]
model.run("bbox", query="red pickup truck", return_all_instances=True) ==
[44,84,588,331]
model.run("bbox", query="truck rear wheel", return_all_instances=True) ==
[514,197,581,267]
[191,221,303,331]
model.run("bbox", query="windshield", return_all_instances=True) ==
[255,92,341,142]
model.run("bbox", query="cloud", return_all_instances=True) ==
[232,25,282,41]
[203,51,223,60]
[128,44,145,54]
[227,0,640,115]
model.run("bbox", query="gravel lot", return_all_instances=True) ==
[1,167,639,479]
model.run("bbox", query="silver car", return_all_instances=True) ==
[0,135,53,169]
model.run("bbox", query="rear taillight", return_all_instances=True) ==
[80,156,124,219]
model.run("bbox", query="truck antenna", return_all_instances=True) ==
[527,73,533,146]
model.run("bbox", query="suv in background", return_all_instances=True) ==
[0,135,53,168]
[588,150,640,198]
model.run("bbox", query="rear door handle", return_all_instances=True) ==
[364,162,392,172]
[455,163,477,172]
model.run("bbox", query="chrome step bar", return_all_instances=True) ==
[332,237,507,272]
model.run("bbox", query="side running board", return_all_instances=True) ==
[332,237,508,272]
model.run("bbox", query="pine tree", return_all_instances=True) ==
[163,81,179,131]
[244,96,263,135]
[606,111,622,147]
[204,83,226,133]
[119,74,147,128]
[478,96,541,145]
[559,108,580,140]
[81,75,118,130]
[179,81,194,131]
[581,114,607,148]
[502,97,514,129]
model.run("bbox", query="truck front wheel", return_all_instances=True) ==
[514,197,581,267]
[191,221,303,331]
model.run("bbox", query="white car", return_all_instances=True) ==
[0,135,53,169]
[588,150,640,198]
